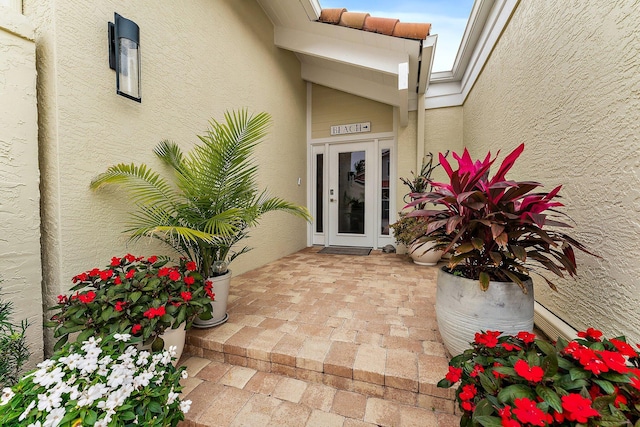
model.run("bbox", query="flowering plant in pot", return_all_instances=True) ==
[390,152,447,265]
[408,144,595,355]
[438,329,640,426]
[46,254,212,351]
[0,333,192,426]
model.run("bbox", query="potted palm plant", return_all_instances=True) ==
[409,144,594,355]
[90,109,310,327]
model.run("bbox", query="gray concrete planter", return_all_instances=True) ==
[435,267,534,356]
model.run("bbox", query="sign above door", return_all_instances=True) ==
[330,122,371,136]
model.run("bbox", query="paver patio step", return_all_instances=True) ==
[183,323,457,412]
[177,355,460,427]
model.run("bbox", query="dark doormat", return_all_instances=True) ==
[318,246,372,256]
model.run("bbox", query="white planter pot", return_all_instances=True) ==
[160,323,186,364]
[435,268,534,356]
[193,270,231,328]
[409,241,443,266]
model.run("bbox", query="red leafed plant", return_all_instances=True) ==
[408,143,594,290]
[438,329,640,426]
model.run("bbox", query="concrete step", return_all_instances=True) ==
[178,355,460,427]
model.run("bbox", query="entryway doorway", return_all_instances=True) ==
[310,139,395,249]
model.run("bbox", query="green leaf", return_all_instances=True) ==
[536,385,562,413]
[592,378,615,395]
[84,409,97,425]
[479,272,490,291]
[101,306,114,322]
[76,328,94,343]
[130,291,142,303]
[147,400,163,414]
[497,384,535,403]
[541,352,558,377]
[535,339,556,356]
[478,372,498,395]
[53,334,69,351]
[473,398,494,417]
[600,372,631,383]
[473,416,503,427]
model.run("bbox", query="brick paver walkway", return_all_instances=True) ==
[178,247,460,427]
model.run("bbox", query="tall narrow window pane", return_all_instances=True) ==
[381,149,390,235]
[338,151,365,234]
[315,154,323,233]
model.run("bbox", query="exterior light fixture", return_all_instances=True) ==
[108,13,141,102]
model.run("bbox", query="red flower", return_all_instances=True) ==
[470,364,485,378]
[184,276,195,286]
[114,276,122,285]
[561,393,599,423]
[169,269,181,281]
[181,291,192,302]
[72,272,89,283]
[492,362,507,379]
[124,254,136,263]
[89,268,101,277]
[158,267,170,277]
[185,261,197,271]
[577,327,603,341]
[445,366,462,383]
[131,324,142,334]
[516,331,536,344]
[501,342,522,352]
[99,269,114,281]
[610,338,638,358]
[630,375,640,391]
[57,295,68,304]
[577,349,609,375]
[78,291,96,304]
[114,301,126,312]
[512,397,546,426]
[110,257,121,266]
[147,255,158,264]
[204,280,215,300]
[475,330,501,348]
[143,306,167,319]
[459,384,477,401]
[501,418,520,427]
[514,359,544,382]
[598,350,629,374]
[125,269,136,279]
[461,401,474,412]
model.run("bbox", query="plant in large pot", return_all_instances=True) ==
[409,144,594,355]
[90,110,310,328]
[390,152,447,265]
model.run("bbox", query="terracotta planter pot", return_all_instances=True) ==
[409,241,443,266]
[435,268,534,356]
[193,270,231,328]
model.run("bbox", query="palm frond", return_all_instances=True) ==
[154,140,191,180]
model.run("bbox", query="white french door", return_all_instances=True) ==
[328,142,375,247]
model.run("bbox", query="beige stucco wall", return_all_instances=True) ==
[24,0,308,352]
[424,106,463,185]
[463,0,640,342]
[0,7,43,365]
[311,84,393,139]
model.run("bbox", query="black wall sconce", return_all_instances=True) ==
[108,13,141,102]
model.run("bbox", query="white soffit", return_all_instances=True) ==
[258,0,435,126]
[425,0,519,109]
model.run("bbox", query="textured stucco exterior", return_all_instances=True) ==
[311,84,394,139]
[23,0,308,352]
[0,8,43,364]
[424,106,463,185]
[462,0,640,342]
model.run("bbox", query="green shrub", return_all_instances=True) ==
[0,287,29,387]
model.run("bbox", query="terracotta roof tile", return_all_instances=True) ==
[362,16,399,36]
[339,11,370,30]
[318,8,430,40]
[319,8,347,25]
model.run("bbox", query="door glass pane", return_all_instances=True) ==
[338,151,365,234]
[315,154,323,233]
[381,149,390,235]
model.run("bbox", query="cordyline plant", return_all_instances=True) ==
[408,143,594,291]
[438,329,640,426]
[46,254,213,351]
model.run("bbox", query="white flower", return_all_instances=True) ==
[181,370,188,379]
[37,359,55,369]
[133,371,154,388]
[94,419,109,427]
[180,399,192,414]
[43,407,65,427]
[19,400,36,421]
[59,353,82,369]
[0,387,14,405]
[114,333,131,342]
[167,390,179,405]
[34,366,65,389]
[27,422,42,427]
[37,392,62,412]
[77,383,108,407]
